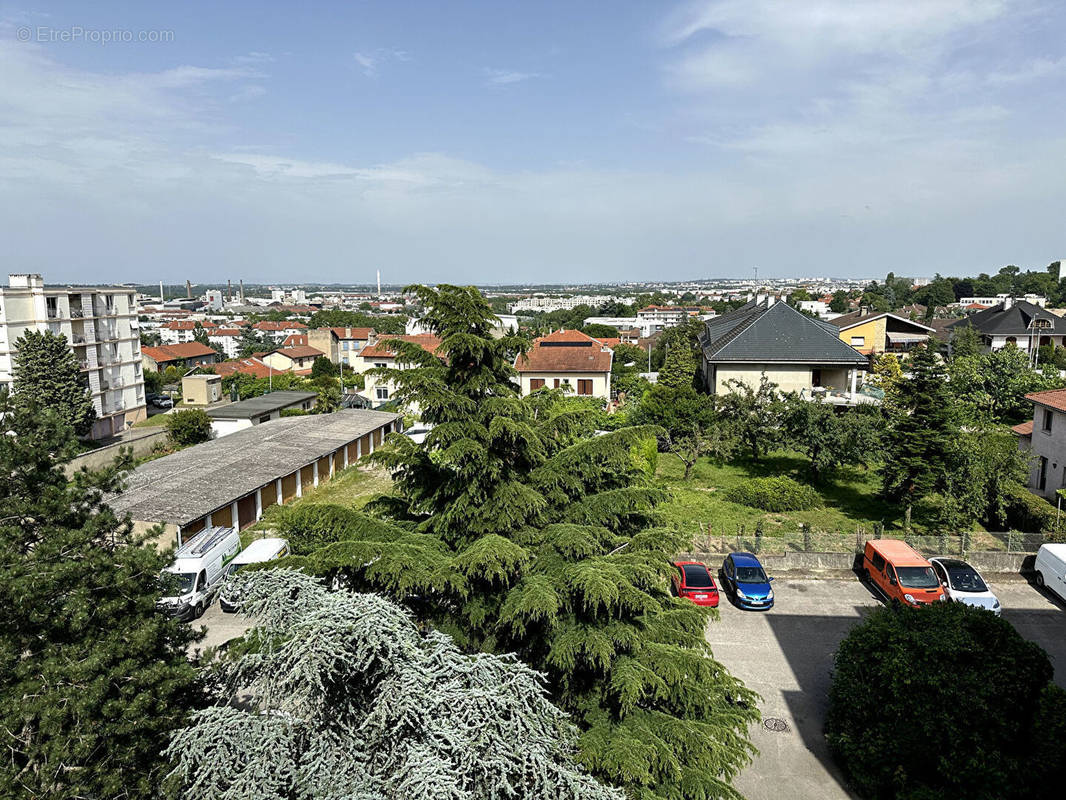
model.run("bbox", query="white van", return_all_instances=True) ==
[158,526,241,621]
[219,537,290,612]
[1034,543,1066,602]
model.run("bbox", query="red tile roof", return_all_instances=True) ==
[211,358,273,378]
[593,337,621,349]
[253,320,307,331]
[142,342,217,363]
[361,334,443,360]
[328,326,374,340]
[1012,420,1034,436]
[269,346,325,360]
[282,333,309,347]
[1026,389,1066,413]
[515,329,613,374]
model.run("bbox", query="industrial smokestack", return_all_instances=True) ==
[186,280,191,299]
[377,269,381,298]
[159,280,164,305]
[239,279,245,303]
[227,279,232,302]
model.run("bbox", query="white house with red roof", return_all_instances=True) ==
[1013,388,1066,500]
[514,329,613,399]
[354,334,444,406]
[252,320,309,343]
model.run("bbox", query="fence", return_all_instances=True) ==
[690,523,1050,558]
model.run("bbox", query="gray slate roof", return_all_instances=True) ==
[946,300,1063,336]
[110,409,400,526]
[700,301,869,365]
[205,391,318,420]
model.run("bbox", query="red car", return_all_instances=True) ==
[672,561,720,607]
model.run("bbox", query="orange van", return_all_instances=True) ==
[862,539,946,607]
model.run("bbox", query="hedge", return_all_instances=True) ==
[725,476,821,512]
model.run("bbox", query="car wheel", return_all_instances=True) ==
[1035,572,1045,588]
[193,601,205,619]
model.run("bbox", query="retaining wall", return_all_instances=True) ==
[678,549,1034,576]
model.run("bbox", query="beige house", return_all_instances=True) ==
[699,298,869,398]
[354,334,443,407]
[1013,389,1066,500]
[514,329,613,399]
[261,345,324,373]
[308,326,375,367]
[181,374,222,406]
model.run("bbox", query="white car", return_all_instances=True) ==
[404,425,433,445]
[929,557,1001,616]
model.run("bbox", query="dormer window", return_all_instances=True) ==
[1033,318,1052,329]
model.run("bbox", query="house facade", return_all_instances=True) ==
[947,298,1065,354]
[699,298,869,398]
[827,311,934,356]
[307,326,375,367]
[354,334,443,406]
[0,273,147,438]
[261,345,324,373]
[514,329,613,399]
[1013,389,1066,501]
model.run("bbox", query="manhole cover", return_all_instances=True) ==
[763,717,790,733]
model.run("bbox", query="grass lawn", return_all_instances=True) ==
[654,451,907,544]
[133,413,171,428]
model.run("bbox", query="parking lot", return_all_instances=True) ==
[708,576,1066,800]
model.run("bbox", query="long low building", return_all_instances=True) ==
[110,408,401,546]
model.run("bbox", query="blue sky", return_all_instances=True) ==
[1,1,1064,285]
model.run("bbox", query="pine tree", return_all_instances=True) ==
[880,345,958,528]
[656,341,698,389]
[167,569,624,800]
[0,394,201,799]
[273,285,759,800]
[12,329,96,436]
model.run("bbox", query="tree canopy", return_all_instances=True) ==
[265,284,760,800]
[168,569,622,800]
[12,329,96,436]
[0,394,201,798]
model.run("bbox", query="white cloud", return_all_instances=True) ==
[353,51,377,76]
[485,69,542,85]
[353,48,410,77]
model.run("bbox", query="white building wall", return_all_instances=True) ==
[517,371,611,399]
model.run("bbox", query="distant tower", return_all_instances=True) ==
[239,279,245,303]
[377,269,381,298]
[159,280,164,304]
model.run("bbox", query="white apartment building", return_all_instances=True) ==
[509,295,627,313]
[0,273,146,439]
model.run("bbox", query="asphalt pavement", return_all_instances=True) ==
[707,576,1066,800]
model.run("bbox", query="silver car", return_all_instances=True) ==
[929,557,1001,616]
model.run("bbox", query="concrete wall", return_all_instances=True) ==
[518,371,611,399]
[65,428,169,475]
[678,549,1034,575]
[710,364,851,394]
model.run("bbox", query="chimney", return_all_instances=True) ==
[239,279,245,303]
[227,279,232,302]
[185,280,192,299]
[1003,296,1014,310]
[159,280,164,304]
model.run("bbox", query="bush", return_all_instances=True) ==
[1004,483,1056,532]
[826,602,1066,799]
[275,504,400,555]
[163,409,211,447]
[725,476,821,511]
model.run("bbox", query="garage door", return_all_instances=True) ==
[317,456,332,482]
[347,441,359,462]
[333,449,344,473]
[237,494,257,529]
[281,473,298,502]
[211,505,233,529]
[261,482,278,511]
[300,465,314,493]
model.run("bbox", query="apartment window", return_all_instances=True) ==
[577,379,593,396]
[529,378,545,390]
[374,362,387,369]
[1038,456,1049,491]
[553,378,561,389]
[850,336,865,347]
[1043,409,1054,433]
[375,388,389,400]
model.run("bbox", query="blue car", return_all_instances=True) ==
[720,552,775,610]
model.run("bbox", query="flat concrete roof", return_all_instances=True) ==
[205,390,318,420]
[110,409,400,527]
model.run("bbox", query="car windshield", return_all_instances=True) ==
[735,566,767,584]
[681,565,713,587]
[946,565,988,593]
[896,566,939,589]
[160,571,195,596]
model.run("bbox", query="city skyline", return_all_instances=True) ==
[1,1,1064,284]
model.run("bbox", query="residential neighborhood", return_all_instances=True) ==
[4,3,1066,800]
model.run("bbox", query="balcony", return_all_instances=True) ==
[70,309,84,319]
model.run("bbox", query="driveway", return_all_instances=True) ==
[706,576,1066,800]
[187,599,252,657]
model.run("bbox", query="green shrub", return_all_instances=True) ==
[163,409,211,447]
[826,602,1066,799]
[1004,483,1056,532]
[725,476,821,511]
[276,504,401,555]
